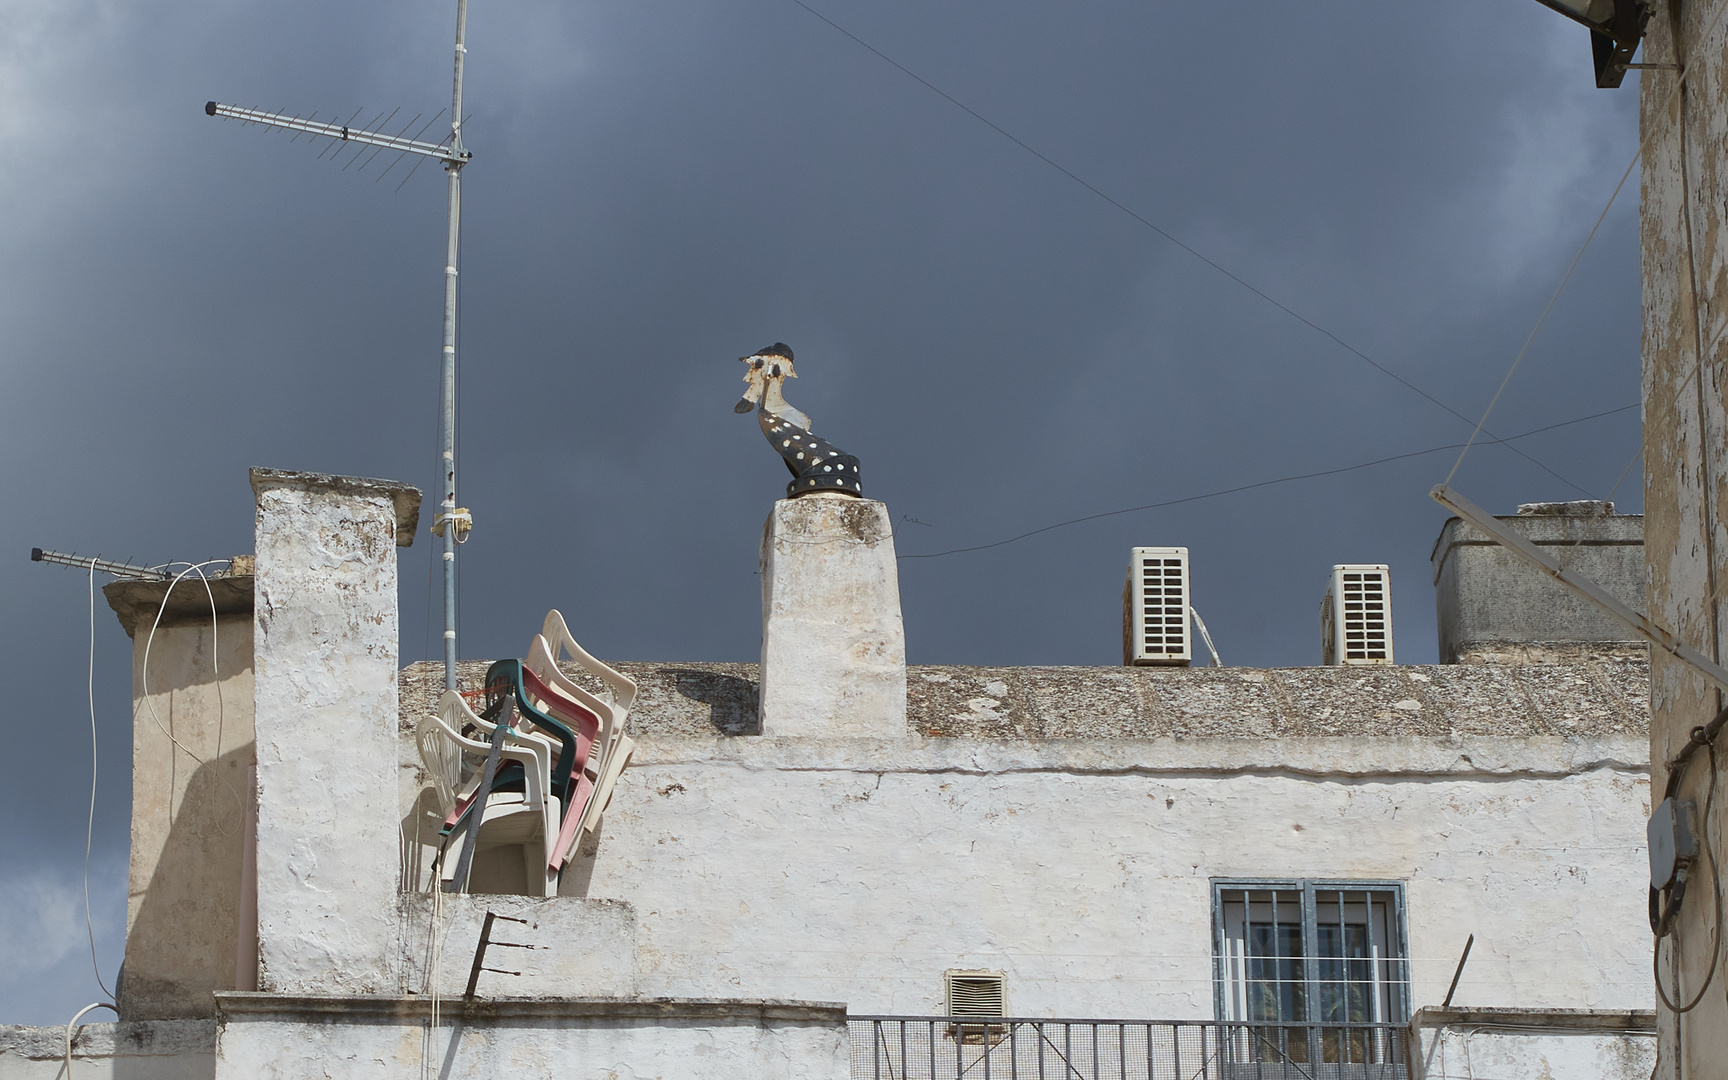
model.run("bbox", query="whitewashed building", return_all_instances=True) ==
[0,470,1655,1079]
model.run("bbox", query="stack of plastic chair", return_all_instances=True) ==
[417,690,562,896]
[523,610,637,868]
[483,658,599,871]
[416,609,635,893]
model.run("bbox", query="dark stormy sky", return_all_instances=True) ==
[1,1,1644,1022]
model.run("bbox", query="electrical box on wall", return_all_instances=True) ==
[1649,797,1697,890]
[1124,547,1191,666]
[1321,564,1393,665]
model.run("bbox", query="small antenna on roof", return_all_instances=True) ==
[206,0,474,691]
[30,548,172,581]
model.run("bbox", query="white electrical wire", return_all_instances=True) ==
[138,561,243,834]
[423,872,448,1080]
[62,1000,117,1078]
[83,560,116,1003]
[78,558,240,1010]
[1189,606,1223,667]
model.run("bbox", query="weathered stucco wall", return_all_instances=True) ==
[120,608,255,1020]
[758,497,906,737]
[1430,510,1644,663]
[252,469,418,999]
[0,1020,215,1080]
[396,659,1652,1021]
[1411,1008,1655,1080]
[1640,3,1728,1077]
[393,894,640,999]
[549,735,1649,1019]
[400,656,1652,742]
[210,996,847,1080]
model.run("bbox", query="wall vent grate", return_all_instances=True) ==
[944,971,1006,1018]
[1124,547,1192,666]
[1321,564,1393,665]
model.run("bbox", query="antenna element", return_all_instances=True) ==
[206,0,474,690]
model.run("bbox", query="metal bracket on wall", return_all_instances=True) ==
[464,911,535,999]
[1431,484,1728,694]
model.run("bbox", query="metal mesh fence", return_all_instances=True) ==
[849,1018,1410,1080]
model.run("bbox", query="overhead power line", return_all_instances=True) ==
[787,0,1601,497]
[899,404,1638,560]
[1445,0,1728,489]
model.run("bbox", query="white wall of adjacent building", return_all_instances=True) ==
[556,735,1650,1019]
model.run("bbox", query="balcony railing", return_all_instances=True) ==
[848,1017,1411,1080]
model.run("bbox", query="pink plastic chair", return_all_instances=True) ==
[530,610,638,859]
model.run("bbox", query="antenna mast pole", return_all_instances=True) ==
[205,0,476,691]
[437,0,470,690]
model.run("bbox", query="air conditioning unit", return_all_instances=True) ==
[1321,564,1393,665]
[1123,547,1191,666]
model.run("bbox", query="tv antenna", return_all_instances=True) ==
[207,1,474,690]
[30,548,174,581]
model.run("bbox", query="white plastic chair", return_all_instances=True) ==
[525,637,628,866]
[531,611,638,855]
[541,609,638,726]
[418,690,561,896]
[526,630,635,844]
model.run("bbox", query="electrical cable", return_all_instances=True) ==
[785,0,1597,497]
[139,561,243,834]
[83,560,115,1003]
[899,403,1637,560]
[1444,0,1728,490]
[62,1000,117,1078]
[1654,736,1720,1014]
[1441,150,1638,490]
[422,851,449,1080]
[1651,693,1728,1013]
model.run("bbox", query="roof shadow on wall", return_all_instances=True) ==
[671,669,760,735]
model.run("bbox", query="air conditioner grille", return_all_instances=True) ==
[945,973,1006,1017]
[1322,565,1393,665]
[1125,547,1191,665]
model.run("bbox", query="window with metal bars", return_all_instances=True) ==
[1213,881,1410,1034]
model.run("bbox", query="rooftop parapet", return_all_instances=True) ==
[401,656,1649,743]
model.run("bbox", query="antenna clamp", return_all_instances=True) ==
[431,508,473,542]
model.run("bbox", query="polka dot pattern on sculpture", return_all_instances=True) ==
[755,408,863,499]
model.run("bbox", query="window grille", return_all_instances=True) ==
[1213,881,1409,1066]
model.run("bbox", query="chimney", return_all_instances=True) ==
[250,468,420,995]
[758,494,907,736]
[1431,500,1644,663]
[105,559,256,1019]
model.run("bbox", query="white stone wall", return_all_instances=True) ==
[0,1020,214,1080]
[124,615,255,1019]
[1414,1023,1655,1080]
[211,999,847,1080]
[758,498,906,737]
[393,894,640,999]
[252,470,415,997]
[1639,4,1728,1076]
[563,736,1650,1018]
